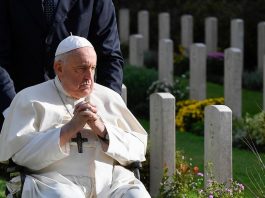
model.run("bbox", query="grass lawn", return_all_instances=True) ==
[207,82,262,116]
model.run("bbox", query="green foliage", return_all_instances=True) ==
[123,66,157,118]
[233,111,265,151]
[243,69,262,91]
[159,152,245,198]
[146,74,189,102]
[245,112,265,146]
[175,98,224,133]
[159,151,203,198]
[199,163,245,198]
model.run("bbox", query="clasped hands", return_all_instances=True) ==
[60,101,107,146]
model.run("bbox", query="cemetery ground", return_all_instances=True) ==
[138,81,264,197]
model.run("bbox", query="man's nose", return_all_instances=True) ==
[84,69,93,79]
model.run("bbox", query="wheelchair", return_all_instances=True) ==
[0,159,142,197]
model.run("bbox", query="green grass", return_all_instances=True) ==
[0,180,5,198]
[207,82,262,116]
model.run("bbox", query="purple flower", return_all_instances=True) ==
[209,195,214,198]
[197,172,204,177]
[237,183,244,190]
[207,52,224,60]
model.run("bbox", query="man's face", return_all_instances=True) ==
[54,47,97,99]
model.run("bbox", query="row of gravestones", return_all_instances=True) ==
[120,90,232,197]
[119,9,260,196]
[128,32,245,118]
[120,9,265,118]
[119,8,265,73]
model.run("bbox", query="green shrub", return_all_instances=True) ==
[146,74,189,102]
[123,66,157,118]
[158,152,245,198]
[233,111,265,151]
[175,98,224,134]
[243,69,262,91]
[159,150,203,198]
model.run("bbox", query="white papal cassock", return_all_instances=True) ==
[0,76,149,198]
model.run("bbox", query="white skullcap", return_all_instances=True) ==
[55,35,94,56]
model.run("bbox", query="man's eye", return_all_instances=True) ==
[75,68,86,73]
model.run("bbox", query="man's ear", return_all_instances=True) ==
[54,60,63,75]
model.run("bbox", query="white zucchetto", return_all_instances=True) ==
[55,35,94,56]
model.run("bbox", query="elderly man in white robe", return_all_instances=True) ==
[0,35,150,198]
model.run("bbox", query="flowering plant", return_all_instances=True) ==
[158,152,245,198]
[198,163,244,198]
[175,98,224,132]
[158,151,203,197]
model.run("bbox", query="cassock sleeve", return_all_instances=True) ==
[104,122,147,166]
[0,91,69,170]
[97,89,148,166]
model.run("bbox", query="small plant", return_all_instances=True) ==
[159,150,203,197]
[146,74,189,101]
[233,111,265,151]
[159,152,245,198]
[198,163,245,198]
[175,98,224,133]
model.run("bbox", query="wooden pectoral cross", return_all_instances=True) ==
[71,132,88,153]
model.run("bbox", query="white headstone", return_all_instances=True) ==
[159,12,170,40]
[181,14,193,56]
[230,19,244,56]
[204,105,232,187]
[205,17,218,53]
[158,39,174,85]
[150,93,175,197]
[119,9,130,45]
[258,22,265,73]
[224,48,243,118]
[129,34,144,67]
[138,10,149,51]
[190,43,207,100]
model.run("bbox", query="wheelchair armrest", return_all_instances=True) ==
[125,161,142,180]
